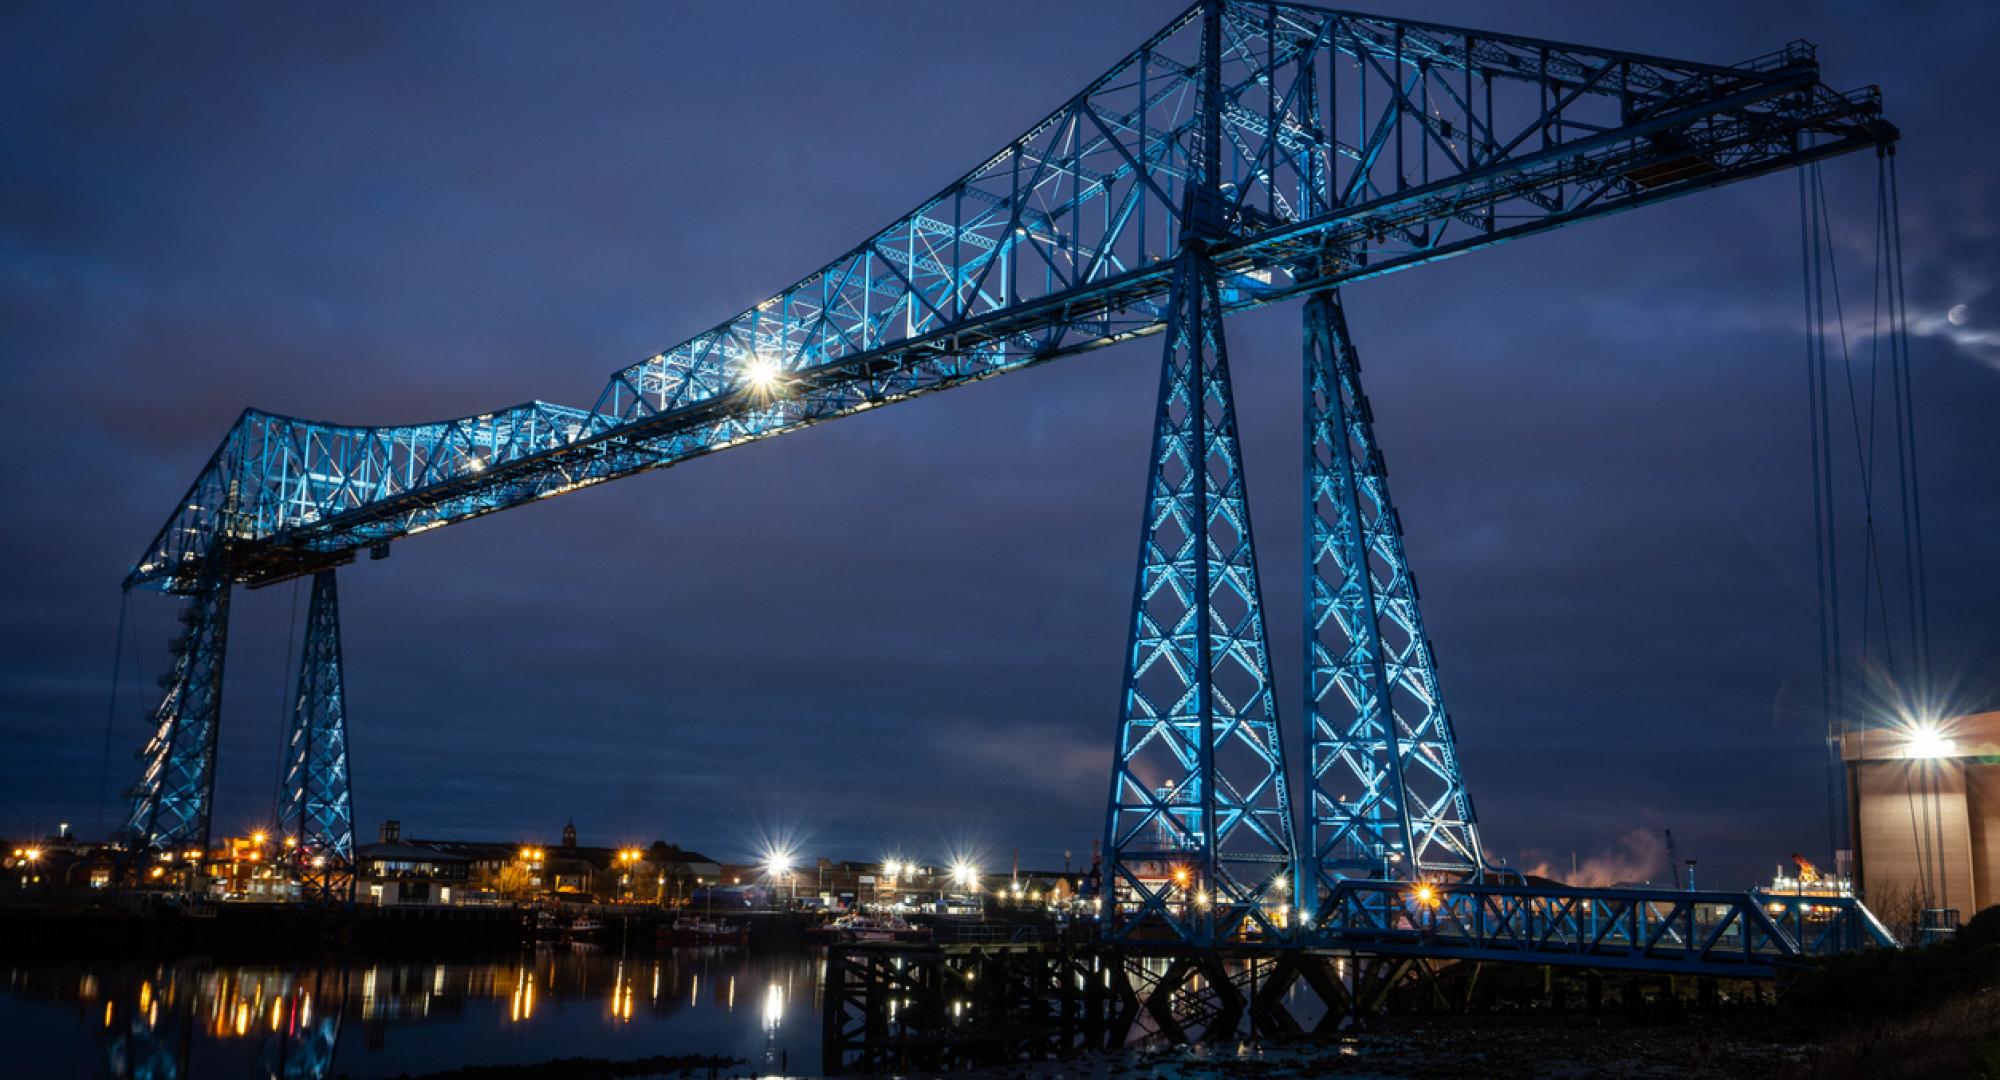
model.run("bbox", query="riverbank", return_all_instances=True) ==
[0,900,844,961]
[949,1007,1976,1079]
[351,995,2000,1080]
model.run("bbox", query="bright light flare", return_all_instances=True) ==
[1412,882,1440,909]
[762,981,784,1032]
[1905,723,1958,760]
[743,356,784,393]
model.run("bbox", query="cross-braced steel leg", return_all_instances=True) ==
[126,560,231,878]
[1303,290,1483,909]
[1102,246,1297,946]
[280,570,356,902]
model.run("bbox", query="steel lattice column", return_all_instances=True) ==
[1303,290,1483,904]
[1102,245,1297,946]
[126,561,231,870]
[280,570,356,902]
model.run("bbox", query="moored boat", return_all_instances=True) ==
[827,911,929,943]
[662,915,749,944]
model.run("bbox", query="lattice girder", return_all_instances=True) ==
[1303,289,1481,902]
[279,570,357,902]
[1103,244,1297,946]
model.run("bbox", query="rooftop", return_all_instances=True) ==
[1842,710,2000,763]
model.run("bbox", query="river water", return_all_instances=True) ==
[2,943,822,1078]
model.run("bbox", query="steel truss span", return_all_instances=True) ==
[128,1,1890,593]
[120,0,1898,957]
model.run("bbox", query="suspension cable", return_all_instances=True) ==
[1886,150,1933,690]
[1889,152,1946,909]
[1800,162,1844,860]
[1813,162,1898,686]
[93,589,133,841]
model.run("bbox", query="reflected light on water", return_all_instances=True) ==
[611,963,634,1022]
[7,946,827,1079]
[763,981,784,1033]
[516,968,540,1024]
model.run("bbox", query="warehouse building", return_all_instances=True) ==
[1845,709,2000,931]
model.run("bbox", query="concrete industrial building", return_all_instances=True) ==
[1845,709,2000,928]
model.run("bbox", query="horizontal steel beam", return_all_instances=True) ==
[128,2,1895,591]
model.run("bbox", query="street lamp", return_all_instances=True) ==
[950,860,978,893]
[1905,722,1957,760]
[614,849,646,900]
[764,847,796,908]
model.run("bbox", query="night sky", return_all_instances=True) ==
[3,1,1995,890]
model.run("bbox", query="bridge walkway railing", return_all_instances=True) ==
[1313,880,1896,978]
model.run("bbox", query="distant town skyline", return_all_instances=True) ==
[3,0,1998,891]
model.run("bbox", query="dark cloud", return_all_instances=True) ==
[2,0,1996,887]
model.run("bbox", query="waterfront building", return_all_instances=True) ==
[3,823,114,900]
[1844,709,2000,934]
[353,819,720,906]
[356,821,473,906]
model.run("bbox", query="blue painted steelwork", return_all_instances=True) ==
[1102,241,1298,946]
[125,4,1892,596]
[126,553,230,862]
[279,571,356,903]
[1102,0,1295,951]
[117,0,1900,931]
[1303,289,1481,897]
[1319,880,1897,977]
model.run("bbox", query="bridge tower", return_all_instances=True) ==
[126,555,231,872]
[279,570,357,901]
[1102,0,1296,946]
[1302,290,1483,910]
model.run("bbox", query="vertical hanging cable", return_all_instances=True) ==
[1859,157,1894,680]
[1889,154,1945,912]
[1800,162,1844,861]
[1815,163,1897,692]
[94,590,133,841]
[1885,151,1932,693]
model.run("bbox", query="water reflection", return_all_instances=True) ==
[2,945,825,1079]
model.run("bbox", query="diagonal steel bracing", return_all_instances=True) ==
[126,557,230,866]
[126,3,1892,596]
[1102,247,1296,946]
[1303,290,1480,904]
[115,1,1896,926]
[280,570,356,902]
